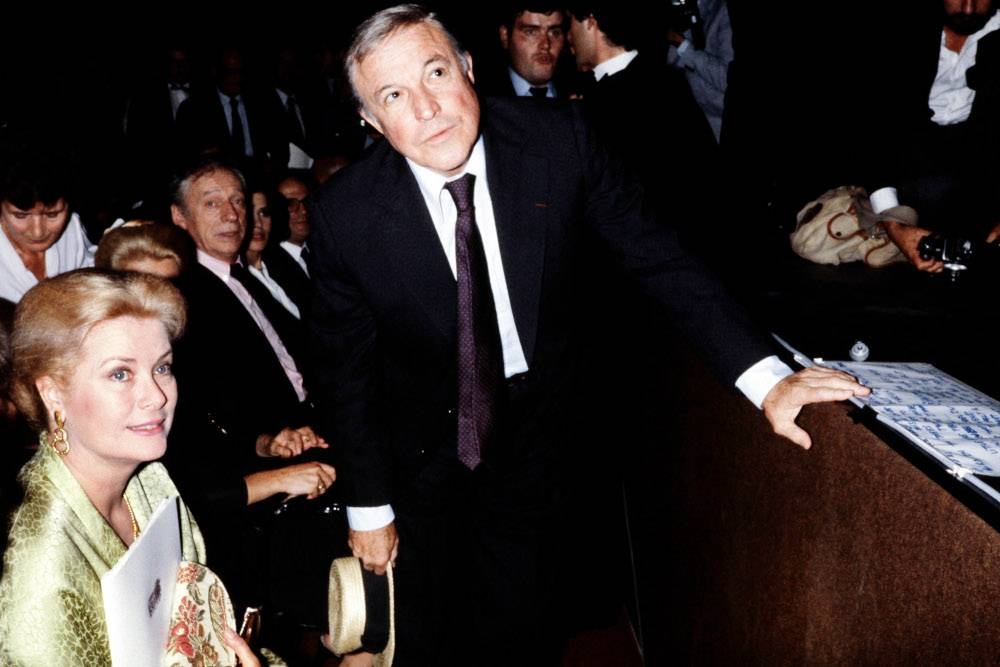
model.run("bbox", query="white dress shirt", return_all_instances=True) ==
[929,12,1000,125]
[508,68,556,98]
[0,212,95,303]
[217,89,253,156]
[248,261,301,319]
[593,49,639,81]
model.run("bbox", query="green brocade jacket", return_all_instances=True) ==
[0,443,205,665]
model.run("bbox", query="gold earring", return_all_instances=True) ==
[50,410,70,456]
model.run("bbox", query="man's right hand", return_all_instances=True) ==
[348,523,399,575]
[883,220,944,273]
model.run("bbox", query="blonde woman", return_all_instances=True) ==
[0,270,258,665]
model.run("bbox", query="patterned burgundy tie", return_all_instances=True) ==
[445,174,503,469]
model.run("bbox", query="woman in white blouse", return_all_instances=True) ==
[245,187,301,319]
[0,143,95,302]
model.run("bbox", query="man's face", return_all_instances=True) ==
[278,178,310,246]
[217,48,244,97]
[944,0,995,34]
[355,23,480,177]
[499,11,565,86]
[171,169,246,263]
[566,14,599,70]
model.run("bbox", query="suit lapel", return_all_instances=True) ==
[485,125,547,366]
[375,151,458,342]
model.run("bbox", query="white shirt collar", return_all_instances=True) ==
[407,135,487,202]
[593,49,639,81]
[508,67,553,97]
[197,249,237,281]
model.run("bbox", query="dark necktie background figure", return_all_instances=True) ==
[308,5,867,664]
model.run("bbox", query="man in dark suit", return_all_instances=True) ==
[165,157,334,619]
[491,4,569,99]
[309,5,868,663]
[124,45,193,204]
[269,174,313,314]
[862,0,1000,272]
[175,47,290,176]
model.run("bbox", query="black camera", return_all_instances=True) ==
[918,233,977,281]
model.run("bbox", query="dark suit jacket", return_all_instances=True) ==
[585,53,717,229]
[165,263,307,517]
[263,244,311,315]
[309,98,773,509]
[125,83,185,198]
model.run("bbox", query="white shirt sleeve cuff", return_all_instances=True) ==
[869,187,899,214]
[346,504,395,531]
[735,355,795,409]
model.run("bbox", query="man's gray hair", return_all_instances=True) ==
[345,4,468,111]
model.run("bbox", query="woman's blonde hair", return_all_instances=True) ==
[94,221,191,274]
[10,269,186,432]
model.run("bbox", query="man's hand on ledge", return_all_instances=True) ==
[762,367,871,449]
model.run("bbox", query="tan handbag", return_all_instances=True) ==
[790,185,905,267]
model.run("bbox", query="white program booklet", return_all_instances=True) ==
[101,495,181,667]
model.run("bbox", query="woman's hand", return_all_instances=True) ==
[255,426,329,458]
[244,462,337,505]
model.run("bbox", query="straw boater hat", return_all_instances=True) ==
[328,557,395,666]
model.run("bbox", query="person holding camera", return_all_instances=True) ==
[871,0,1000,273]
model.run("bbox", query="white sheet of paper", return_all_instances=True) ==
[101,496,181,666]
[824,361,1000,475]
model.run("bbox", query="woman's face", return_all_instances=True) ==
[41,316,176,473]
[249,192,272,254]
[0,199,70,255]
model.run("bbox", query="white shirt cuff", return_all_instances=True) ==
[869,187,899,214]
[735,355,795,409]
[346,504,395,531]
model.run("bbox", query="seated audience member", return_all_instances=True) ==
[246,185,301,319]
[0,270,259,666]
[94,219,193,279]
[872,0,1000,272]
[0,142,95,302]
[167,157,335,622]
[175,46,290,177]
[271,173,314,312]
